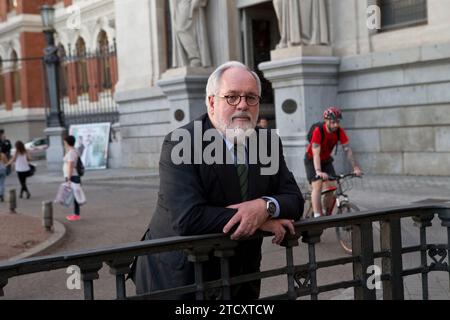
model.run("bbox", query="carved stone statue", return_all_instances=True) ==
[273,0,330,48]
[169,0,212,68]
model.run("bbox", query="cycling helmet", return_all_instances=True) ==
[323,107,342,120]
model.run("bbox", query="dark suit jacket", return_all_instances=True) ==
[131,114,303,299]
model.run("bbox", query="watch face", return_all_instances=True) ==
[268,202,276,214]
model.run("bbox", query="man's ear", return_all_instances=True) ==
[208,96,215,116]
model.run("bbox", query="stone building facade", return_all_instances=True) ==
[115,0,450,178]
[1,0,449,178]
[0,0,117,144]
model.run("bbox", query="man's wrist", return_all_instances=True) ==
[258,198,270,218]
[261,197,278,218]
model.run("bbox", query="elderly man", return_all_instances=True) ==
[131,61,303,299]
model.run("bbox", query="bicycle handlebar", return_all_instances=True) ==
[330,173,362,180]
[316,172,363,181]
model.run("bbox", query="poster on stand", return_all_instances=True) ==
[69,122,111,170]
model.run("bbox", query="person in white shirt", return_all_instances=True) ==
[63,135,82,221]
[7,141,32,199]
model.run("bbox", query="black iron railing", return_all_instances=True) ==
[43,44,119,130]
[0,204,449,300]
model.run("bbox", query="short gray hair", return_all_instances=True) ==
[205,61,262,108]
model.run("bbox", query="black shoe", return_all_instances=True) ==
[0,196,3,202]
[26,192,31,199]
[19,192,23,199]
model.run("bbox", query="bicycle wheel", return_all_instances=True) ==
[335,202,360,254]
[303,201,313,219]
[302,193,313,219]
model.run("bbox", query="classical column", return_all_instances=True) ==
[157,67,212,130]
[259,1,338,181]
[259,49,339,181]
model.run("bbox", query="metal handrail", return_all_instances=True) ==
[1,204,449,300]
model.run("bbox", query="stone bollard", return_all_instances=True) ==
[8,189,16,213]
[42,201,53,232]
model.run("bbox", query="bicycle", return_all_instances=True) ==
[302,173,362,254]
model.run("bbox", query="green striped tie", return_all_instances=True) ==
[233,145,248,201]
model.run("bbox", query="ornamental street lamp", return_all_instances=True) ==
[41,5,66,171]
[41,4,63,127]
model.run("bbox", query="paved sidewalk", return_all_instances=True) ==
[0,213,52,260]
[0,161,448,300]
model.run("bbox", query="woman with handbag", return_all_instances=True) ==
[63,135,82,221]
[7,141,32,199]
[0,152,8,201]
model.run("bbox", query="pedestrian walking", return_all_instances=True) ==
[0,129,12,175]
[0,152,8,201]
[7,141,32,199]
[63,135,83,221]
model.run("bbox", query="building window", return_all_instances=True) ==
[75,37,89,95]
[97,30,112,91]
[380,0,427,31]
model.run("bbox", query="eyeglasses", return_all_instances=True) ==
[217,95,261,107]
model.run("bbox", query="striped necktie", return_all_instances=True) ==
[233,144,248,201]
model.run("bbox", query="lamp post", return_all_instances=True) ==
[41,5,66,171]
[41,4,63,127]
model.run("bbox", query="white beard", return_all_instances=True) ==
[214,114,256,145]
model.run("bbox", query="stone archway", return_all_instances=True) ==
[239,0,280,128]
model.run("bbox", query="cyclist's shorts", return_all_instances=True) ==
[304,156,336,184]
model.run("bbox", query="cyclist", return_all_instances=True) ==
[304,107,363,218]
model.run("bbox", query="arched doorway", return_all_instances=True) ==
[239,0,280,128]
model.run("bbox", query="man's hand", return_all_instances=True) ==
[223,199,269,240]
[353,166,363,177]
[260,219,295,245]
[316,170,329,180]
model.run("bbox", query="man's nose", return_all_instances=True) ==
[236,97,249,111]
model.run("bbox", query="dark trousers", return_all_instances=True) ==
[70,176,81,215]
[17,171,29,195]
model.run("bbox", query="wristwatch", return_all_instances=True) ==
[262,197,277,218]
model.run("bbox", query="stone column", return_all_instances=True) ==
[259,46,339,180]
[157,67,213,130]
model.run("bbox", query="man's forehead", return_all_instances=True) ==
[220,68,258,92]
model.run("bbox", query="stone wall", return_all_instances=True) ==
[115,87,170,169]
[337,42,450,175]
[0,109,46,143]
